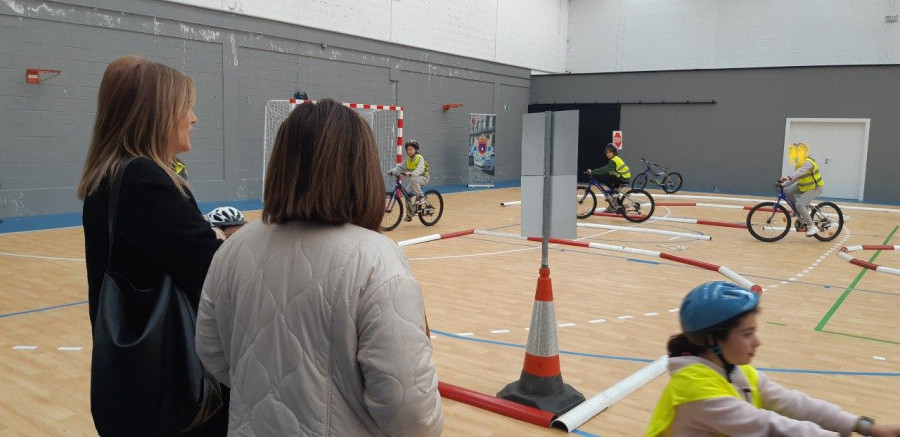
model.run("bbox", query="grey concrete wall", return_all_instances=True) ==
[0,0,530,217]
[530,66,900,204]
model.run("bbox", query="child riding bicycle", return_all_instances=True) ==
[390,140,430,206]
[779,143,824,237]
[587,143,631,212]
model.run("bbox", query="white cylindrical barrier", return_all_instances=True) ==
[838,245,900,276]
[397,229,475,247]
[718,266,757,290]
[588,242,662,259]
[577,223,711,241]
[661,194,900,214]
[398,234,441,247]
[474,230,762,293]
[500,200,522,207]
[697,203,744,209]
[551,355,668,432]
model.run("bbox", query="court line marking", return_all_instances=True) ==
[815,225,898,333]
[13,345,38,350]
[431,330,900,376]
[0,251,85,262]
[57,346,83,351]
[0,300,88,319]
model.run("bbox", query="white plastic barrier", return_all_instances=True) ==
[552,355,668,432]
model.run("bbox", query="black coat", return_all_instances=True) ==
[82,157,222,328]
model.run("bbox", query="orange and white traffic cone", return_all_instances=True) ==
[498,267,585,414]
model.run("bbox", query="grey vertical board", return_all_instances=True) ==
[521,175,576,240]
[0,0,530,217]
[551,110,578,176]
[521,111,578,176]
[521,112,547,176]
[530,66,900,204]
[520,111,579,239]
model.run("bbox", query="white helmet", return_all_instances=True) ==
[207,206,246,227]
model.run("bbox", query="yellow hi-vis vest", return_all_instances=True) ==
[611,155,630,179]
[645,363,762,437]
[406,154,429,176]
[796,157,824,193]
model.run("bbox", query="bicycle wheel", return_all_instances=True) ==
[576,186,597,219]
[662,172,683,194]
[811,201,843,242]
[418,190,444,226]
[621,189,655,223]
[746,202,790,242]
[381,192,403,231]
[631,173,648,190]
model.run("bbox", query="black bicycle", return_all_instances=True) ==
[577,171,655,222]
[746,183,843,242]
[382,172,444,231]
[631,158,683,194]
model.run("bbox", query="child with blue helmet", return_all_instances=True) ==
[646,281,900,437]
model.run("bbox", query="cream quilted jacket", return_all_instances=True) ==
[196,220,443,436]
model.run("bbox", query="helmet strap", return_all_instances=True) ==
[709,344,735,382]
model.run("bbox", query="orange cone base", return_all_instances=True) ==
[498,373,585,415]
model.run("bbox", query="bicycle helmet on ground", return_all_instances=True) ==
[207,206,246,227]
[679,281,760,346]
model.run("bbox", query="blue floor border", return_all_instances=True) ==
[0,180,521,234]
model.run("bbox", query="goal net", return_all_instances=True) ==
[263,99,403,198]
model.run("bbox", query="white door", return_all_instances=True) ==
[783,118,870,200]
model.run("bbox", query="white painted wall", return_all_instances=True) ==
[164,0,568,72]
[567,0,900,73]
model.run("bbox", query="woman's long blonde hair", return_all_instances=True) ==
[77,55,195,199]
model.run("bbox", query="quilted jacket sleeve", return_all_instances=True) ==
[356,273,444,436]
[195,240,233,387]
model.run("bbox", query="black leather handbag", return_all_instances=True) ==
[90,158,223,436]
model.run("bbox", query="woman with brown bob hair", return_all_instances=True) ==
[196,99,444,436]
[80,55,228,435]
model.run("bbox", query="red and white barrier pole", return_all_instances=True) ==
[838,245,900,276]
[396,229,475,247]
[438,382,555,428]
[473,230,762,293]
[576,223,711,241]
[593,212,748,229]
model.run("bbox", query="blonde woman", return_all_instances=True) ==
[196,99,444,436]
[79,55,227,435]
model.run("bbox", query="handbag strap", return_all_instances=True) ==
[106,157,136,270]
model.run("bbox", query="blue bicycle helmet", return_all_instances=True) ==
[680,281,760,345]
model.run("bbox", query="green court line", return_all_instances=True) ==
[819,329,900,346]
[767,321,787,326]
[814,225,898,336]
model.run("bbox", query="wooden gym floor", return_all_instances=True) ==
[1,187,898,436]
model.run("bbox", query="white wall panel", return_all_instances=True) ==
[391,0,497,61]
[159,0,568,71]
[496,0,568,72]
[298,0,390,41]
[568,0,900,73]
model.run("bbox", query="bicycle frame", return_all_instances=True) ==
[768,186,800,219]
[386,177,417,216]
[638,160,667,185]
[579,176,619,203]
